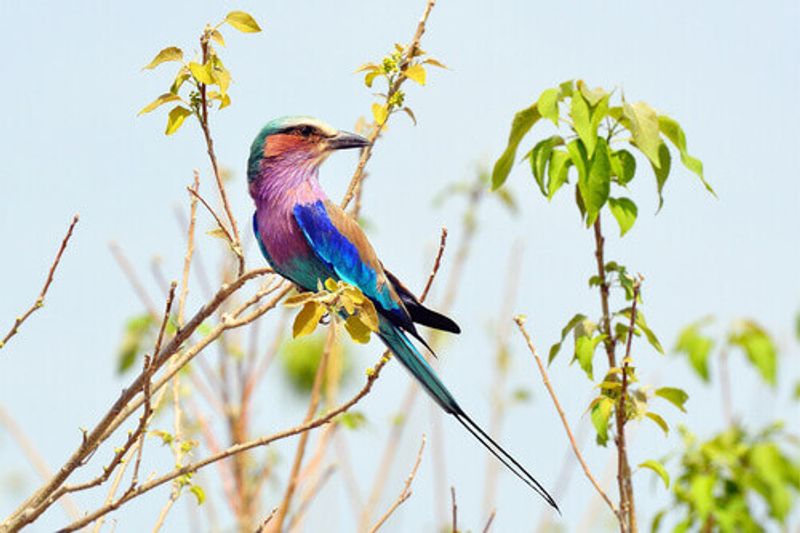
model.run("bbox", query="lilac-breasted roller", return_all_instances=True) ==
[247,116,557,509]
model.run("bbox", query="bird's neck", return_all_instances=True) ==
[249,155,326,211]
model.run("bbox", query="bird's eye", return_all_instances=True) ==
[299,126,314,137]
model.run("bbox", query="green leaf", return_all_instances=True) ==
[623,100,662,168]
[658,114,714,195]
[574,334,604,380]
[170,67,190,95]
[558,79,574,97]
[138,93,181,116]
[339,411,366,430]
[537,88,560,126]
[530,136,561,196]
[674,319,714,382]
[189,484,206,505]
[225,11,262,33]
[566,140,588,219]
[189,61,215,85]
[580,137,611,226]
[607,197,638,236]
[639,459,670,489]
[651,141,672,210]
[547,149,572,200]
[117,314,155,373]
[548,313,587,364]
[728,320,777,386]
[492,104,540,190]
[655,386,689,412]
[165,106,192,135]
[403,64,426,85]
[570,91,596,157]
[689,474,715,519]
[292,302,325,338]
[610,149,636,185]
[621,308,664,354]
[645,412,669,435]
[577,80,608,106]
[143,47,183,70]
[590,396,614,446]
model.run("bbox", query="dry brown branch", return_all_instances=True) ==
[450,486,458,533]
[270,321,337,531]
[255,508,278,533]
[109,241,159,318]
[2,268,274,532]
[54,351,394,532]
[178,172,200,326]
[482,509,496,533]
[484,242,523,514]
[1,214,79,352]
[0,406,80,521]
[514,316,620,521]
[187,185,234,248]
[197,33,243,275]
[340,0,437,214]
[368,435,426,533]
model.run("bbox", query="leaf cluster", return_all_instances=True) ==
[492,80,714,235]
[356,43,446,127]
[284,278,379,344]
[138,11,262,135]
[653,424,800,532]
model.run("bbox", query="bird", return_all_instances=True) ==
[247,115,558,510]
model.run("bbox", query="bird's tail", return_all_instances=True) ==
[378,321,559,511]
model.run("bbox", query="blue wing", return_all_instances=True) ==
[292,200,407,322]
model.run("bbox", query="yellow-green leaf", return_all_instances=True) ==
[404,64,426,85]
[189,484,206,505]
[284,292,313,307]
[345,315,372,344]
[170,67,191,95]
[324,278,339,292]
[189,62,215,85]
[225,11,262,33]
[359,300,379,332]
[492,104,541,190]
[655,386,688,412]
[570,92,596,157]
[591,396,614,446]
[371,103,388,125]
[293,302,325,338]
[537,88,560,126]
[206,227,228,240]
[365,71,381,88]
[143,47,183,70]
[165,105,192,135]
[422,57,448,69]
[623,100,662,167]
[645,412,669,435]
[639,459,670,489]
[210,29,226,47]
[138,93,182,116]
[607,197,638,236]
[658,114,714,196]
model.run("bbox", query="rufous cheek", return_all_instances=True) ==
[264,134,307,158]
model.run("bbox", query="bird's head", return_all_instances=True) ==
[248,116,370,183]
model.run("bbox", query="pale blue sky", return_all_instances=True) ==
[1,1,798,531]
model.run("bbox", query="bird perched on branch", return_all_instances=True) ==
[247,116,557,509]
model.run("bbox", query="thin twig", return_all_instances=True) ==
[368,435,426,533]
[270,320,337,531]
[450,486,458,533]
[178,173,200,326]
[482,509,497,533]
[54,352,394,532]
[187,185,234,247]
[1,215,79,351]
[340,0,438,214]
[514,316,621,521]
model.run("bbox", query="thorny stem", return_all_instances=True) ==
[592,214,635,533]
[514,317,621,522]
[1,215,79,352]
[340,0,437,216]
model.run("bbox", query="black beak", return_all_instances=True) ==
[328,130,370,151]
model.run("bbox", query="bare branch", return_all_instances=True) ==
[368,435,426,533]
[1,215,79,351]
[450,486,458,533]
[339,0,438,214]
[514,316,621,521]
